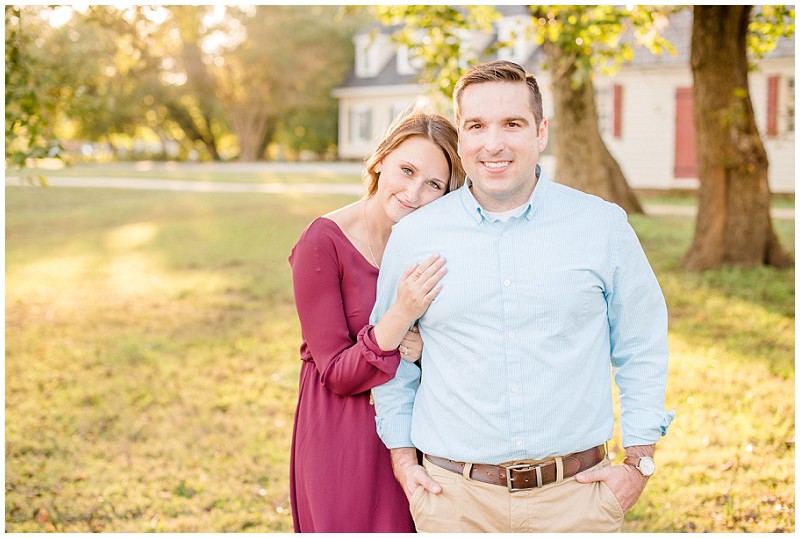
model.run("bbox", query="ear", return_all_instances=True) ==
[374,162,383,174]
[537,118,549,152]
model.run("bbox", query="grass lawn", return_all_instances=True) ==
[5,162,362,185]
[5,183,794,532]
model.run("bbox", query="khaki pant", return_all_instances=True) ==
[409,456,624,533]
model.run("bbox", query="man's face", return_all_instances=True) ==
[457,80,548,212]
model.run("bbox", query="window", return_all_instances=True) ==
[354,37,371,78]
[595,86,610,135]
[353,33,392,78]
[397,43,422,76]
[349,107,372,144]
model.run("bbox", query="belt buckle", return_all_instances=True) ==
[505,460,555,492]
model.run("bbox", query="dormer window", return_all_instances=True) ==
[397,44,421,76]
[354,32,393,78]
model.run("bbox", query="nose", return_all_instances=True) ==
[406,181,422,203]
[483,126,505,154]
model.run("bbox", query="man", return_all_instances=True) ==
[370,60,674,532]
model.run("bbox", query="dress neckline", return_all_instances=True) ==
[318,217,379,271]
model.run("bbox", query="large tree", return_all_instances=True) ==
[207,5,359,161]
[371,5,675,214]
[682,6,793,269]
[529,6,667,214]
[5,5,360,164]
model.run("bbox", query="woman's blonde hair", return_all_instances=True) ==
[362,112,465,196]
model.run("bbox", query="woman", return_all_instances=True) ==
[288,112,465,532]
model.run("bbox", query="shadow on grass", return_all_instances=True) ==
[631,215,795,379]
[5,186,794,532]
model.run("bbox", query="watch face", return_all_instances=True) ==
[638,457,656,476]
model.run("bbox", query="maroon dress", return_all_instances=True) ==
[288,217,414,533]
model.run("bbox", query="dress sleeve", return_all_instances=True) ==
[289,221,402,396]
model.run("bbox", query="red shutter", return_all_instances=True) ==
[613,84,623,138]
[767,75,779,137]
[674,88,697,178]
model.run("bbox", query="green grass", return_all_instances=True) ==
[5,162,362,185]
[5,182,794,532]
[637,190,795,210]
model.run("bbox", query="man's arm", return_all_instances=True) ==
[576,444,654,512]
[369,227,441,498]
[578,207,674,511]
[390,447,442,500]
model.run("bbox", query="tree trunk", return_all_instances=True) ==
[542,41,643,214]
[256,118,278,161]
[164,102,221,161]
[231,107,269,162]
[682,6,791,270]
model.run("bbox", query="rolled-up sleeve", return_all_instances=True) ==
[606,207,675,446]
[370,227,420,449]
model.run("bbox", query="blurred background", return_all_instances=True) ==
[5,5,795,533]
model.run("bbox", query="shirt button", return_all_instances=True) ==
[507,331,515,339]
[515,438,522,446]
[503,231,510,238]
[511,386,519,393]
[504,279,512,287]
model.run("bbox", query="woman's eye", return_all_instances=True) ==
[402,166,413,175]
[428,181,442,190]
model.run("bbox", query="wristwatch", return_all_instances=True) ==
[623,455,656,477]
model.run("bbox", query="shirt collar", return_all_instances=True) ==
[460,164,551,223]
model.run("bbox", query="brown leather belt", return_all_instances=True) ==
[425,444,606,492]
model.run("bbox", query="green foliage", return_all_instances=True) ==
[4,173,795,532]
[748,5,795,60]
[528,6,678,85]
[369,5,500,98]
[4,6,360,164]
[368,5,678,97]
[5,6,64,169]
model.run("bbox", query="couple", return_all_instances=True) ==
[288,60,673,533]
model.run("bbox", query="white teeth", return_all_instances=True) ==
[484,161,509,169]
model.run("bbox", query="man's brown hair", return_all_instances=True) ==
[453,60,544,128]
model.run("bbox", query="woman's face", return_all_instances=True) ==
[374,136,450,223]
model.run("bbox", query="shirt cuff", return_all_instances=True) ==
[621,408,676,447]
[358,326,401,376]
[375,413,415,449]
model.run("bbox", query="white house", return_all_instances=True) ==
[331,8,795,193]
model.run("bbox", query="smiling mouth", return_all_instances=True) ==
[395,197,417,211]
[483,161,510,169]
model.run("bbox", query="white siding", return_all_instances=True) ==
[597,68,695,190]
[751,58,795,193]
[595,58,795,193]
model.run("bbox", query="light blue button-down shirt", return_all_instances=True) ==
[371,170,674,464]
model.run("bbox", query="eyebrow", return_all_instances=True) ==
[462,115,531,126]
